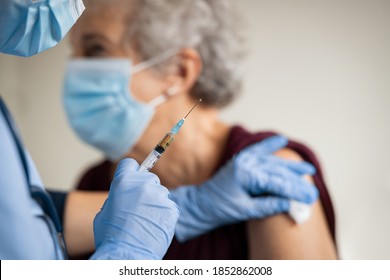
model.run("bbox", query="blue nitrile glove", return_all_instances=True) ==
[171,135,319,242]
[91,158,179,260]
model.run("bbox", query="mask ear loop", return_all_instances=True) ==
[148,86,180,108]
[132,49,179,74]
[133,48,181,108]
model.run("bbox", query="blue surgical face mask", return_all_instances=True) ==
[0,0,85,57]
[63,53,177,161]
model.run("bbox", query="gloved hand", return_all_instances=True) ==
[171,135,319,242]
[91,158,179,260]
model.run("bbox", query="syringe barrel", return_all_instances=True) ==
[139,132,175,172]
[139,149,162,172]
[156,132,175,151]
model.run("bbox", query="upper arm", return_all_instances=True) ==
[246,148,337,259]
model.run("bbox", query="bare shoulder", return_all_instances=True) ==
[246,148,337,259]
[274,147,305,162]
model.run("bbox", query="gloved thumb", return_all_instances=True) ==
[114,158,140,177]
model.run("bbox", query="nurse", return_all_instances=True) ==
[0,0,179,260]
[0,0,319,260]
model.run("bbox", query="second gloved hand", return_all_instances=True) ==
[171,135,319,242]
[91,158,179,260]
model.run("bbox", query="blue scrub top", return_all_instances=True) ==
[0,0,85,259]
[0,106,60,259]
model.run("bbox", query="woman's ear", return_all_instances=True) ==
[170,48,202,93]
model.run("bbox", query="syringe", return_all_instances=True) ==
[139,98,202,172]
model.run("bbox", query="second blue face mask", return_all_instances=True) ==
[63,58,173,161]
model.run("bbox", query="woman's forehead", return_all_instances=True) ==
[82,3,131,27]
[74,4,133,42]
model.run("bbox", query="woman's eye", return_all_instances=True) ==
[84,44,108,57]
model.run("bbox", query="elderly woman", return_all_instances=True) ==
[64,0,337,259]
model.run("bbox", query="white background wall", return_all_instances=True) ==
[1,0,389,259]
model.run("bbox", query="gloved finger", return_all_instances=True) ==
[248,196,290,218]
[268,171,319,204]
[265,155,316,176]
[282,159,316,175]
[144,183,173,203]
[234,136,289,169]
[249,166,319,204]
[240,135,288,157]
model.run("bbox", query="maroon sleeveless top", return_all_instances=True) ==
[76,125,336,259]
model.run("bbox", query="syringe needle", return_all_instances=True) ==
[139,98,203,172]
[184,98,202,119]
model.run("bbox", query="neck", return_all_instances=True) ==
[128,107,231,189]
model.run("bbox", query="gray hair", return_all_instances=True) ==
[129,0,245,108]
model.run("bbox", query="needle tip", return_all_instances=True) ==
[184,98,203,119]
